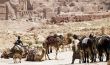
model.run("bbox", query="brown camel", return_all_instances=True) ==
[11,45,24,63]
[13,52,22,63]
[1,49,10,59]
[43,34,64,60]
[26,46,45,61]
[62,33,73,51]
[34,46,45,61]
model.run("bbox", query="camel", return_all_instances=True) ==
[34,46,45,61]
[8,45,29,58]
[1,49,10,59]
[11,45,24,63]
[26,48,35,61]
[13,52,22,63]
[43,34,64,60]
[79,34,97,63]
[62,33,73,51]
[96,35,110,62]
[26,46,45,61]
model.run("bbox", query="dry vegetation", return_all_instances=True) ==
[0,17,110,49]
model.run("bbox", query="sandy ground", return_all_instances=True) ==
[0,51,107,65]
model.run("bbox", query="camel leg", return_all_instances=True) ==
[60,44,65,52]
[99,50,103,62]
[46,47,51,60]
[79,51,83,64]
[14,58,16,63]
[105,49,109,61]
[87,51,89,63]
[44,52,47,60]
[94,52,97,62]
[19,58,21,63]
[93,46,97,62]
[19,55,22,63]
[92,48,97,62]
[82,51,85,63]
[83,49,86,63]
[79,53,82,64]
[47,53,50,60]
[13,57,17,63]
[13,54,17,63]
[44,50,47,60]
[62,45,65,52]
[90,48,93,62]
[15,59,17,63]
[55,48,59,60]
[50,47,52,53]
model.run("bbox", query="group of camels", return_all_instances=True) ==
[0,33,73,63]
[1,33,110,64]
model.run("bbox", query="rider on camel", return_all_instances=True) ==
[14,36,23,46]
[11,36,24,53]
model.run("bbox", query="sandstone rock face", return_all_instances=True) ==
[0,0,110,20]
[0,0,9,4]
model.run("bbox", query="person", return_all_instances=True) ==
[11,36,24,53]
[14,36,23,46]
[71,34,81,64]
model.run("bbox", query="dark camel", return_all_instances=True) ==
[43,34,64,60]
